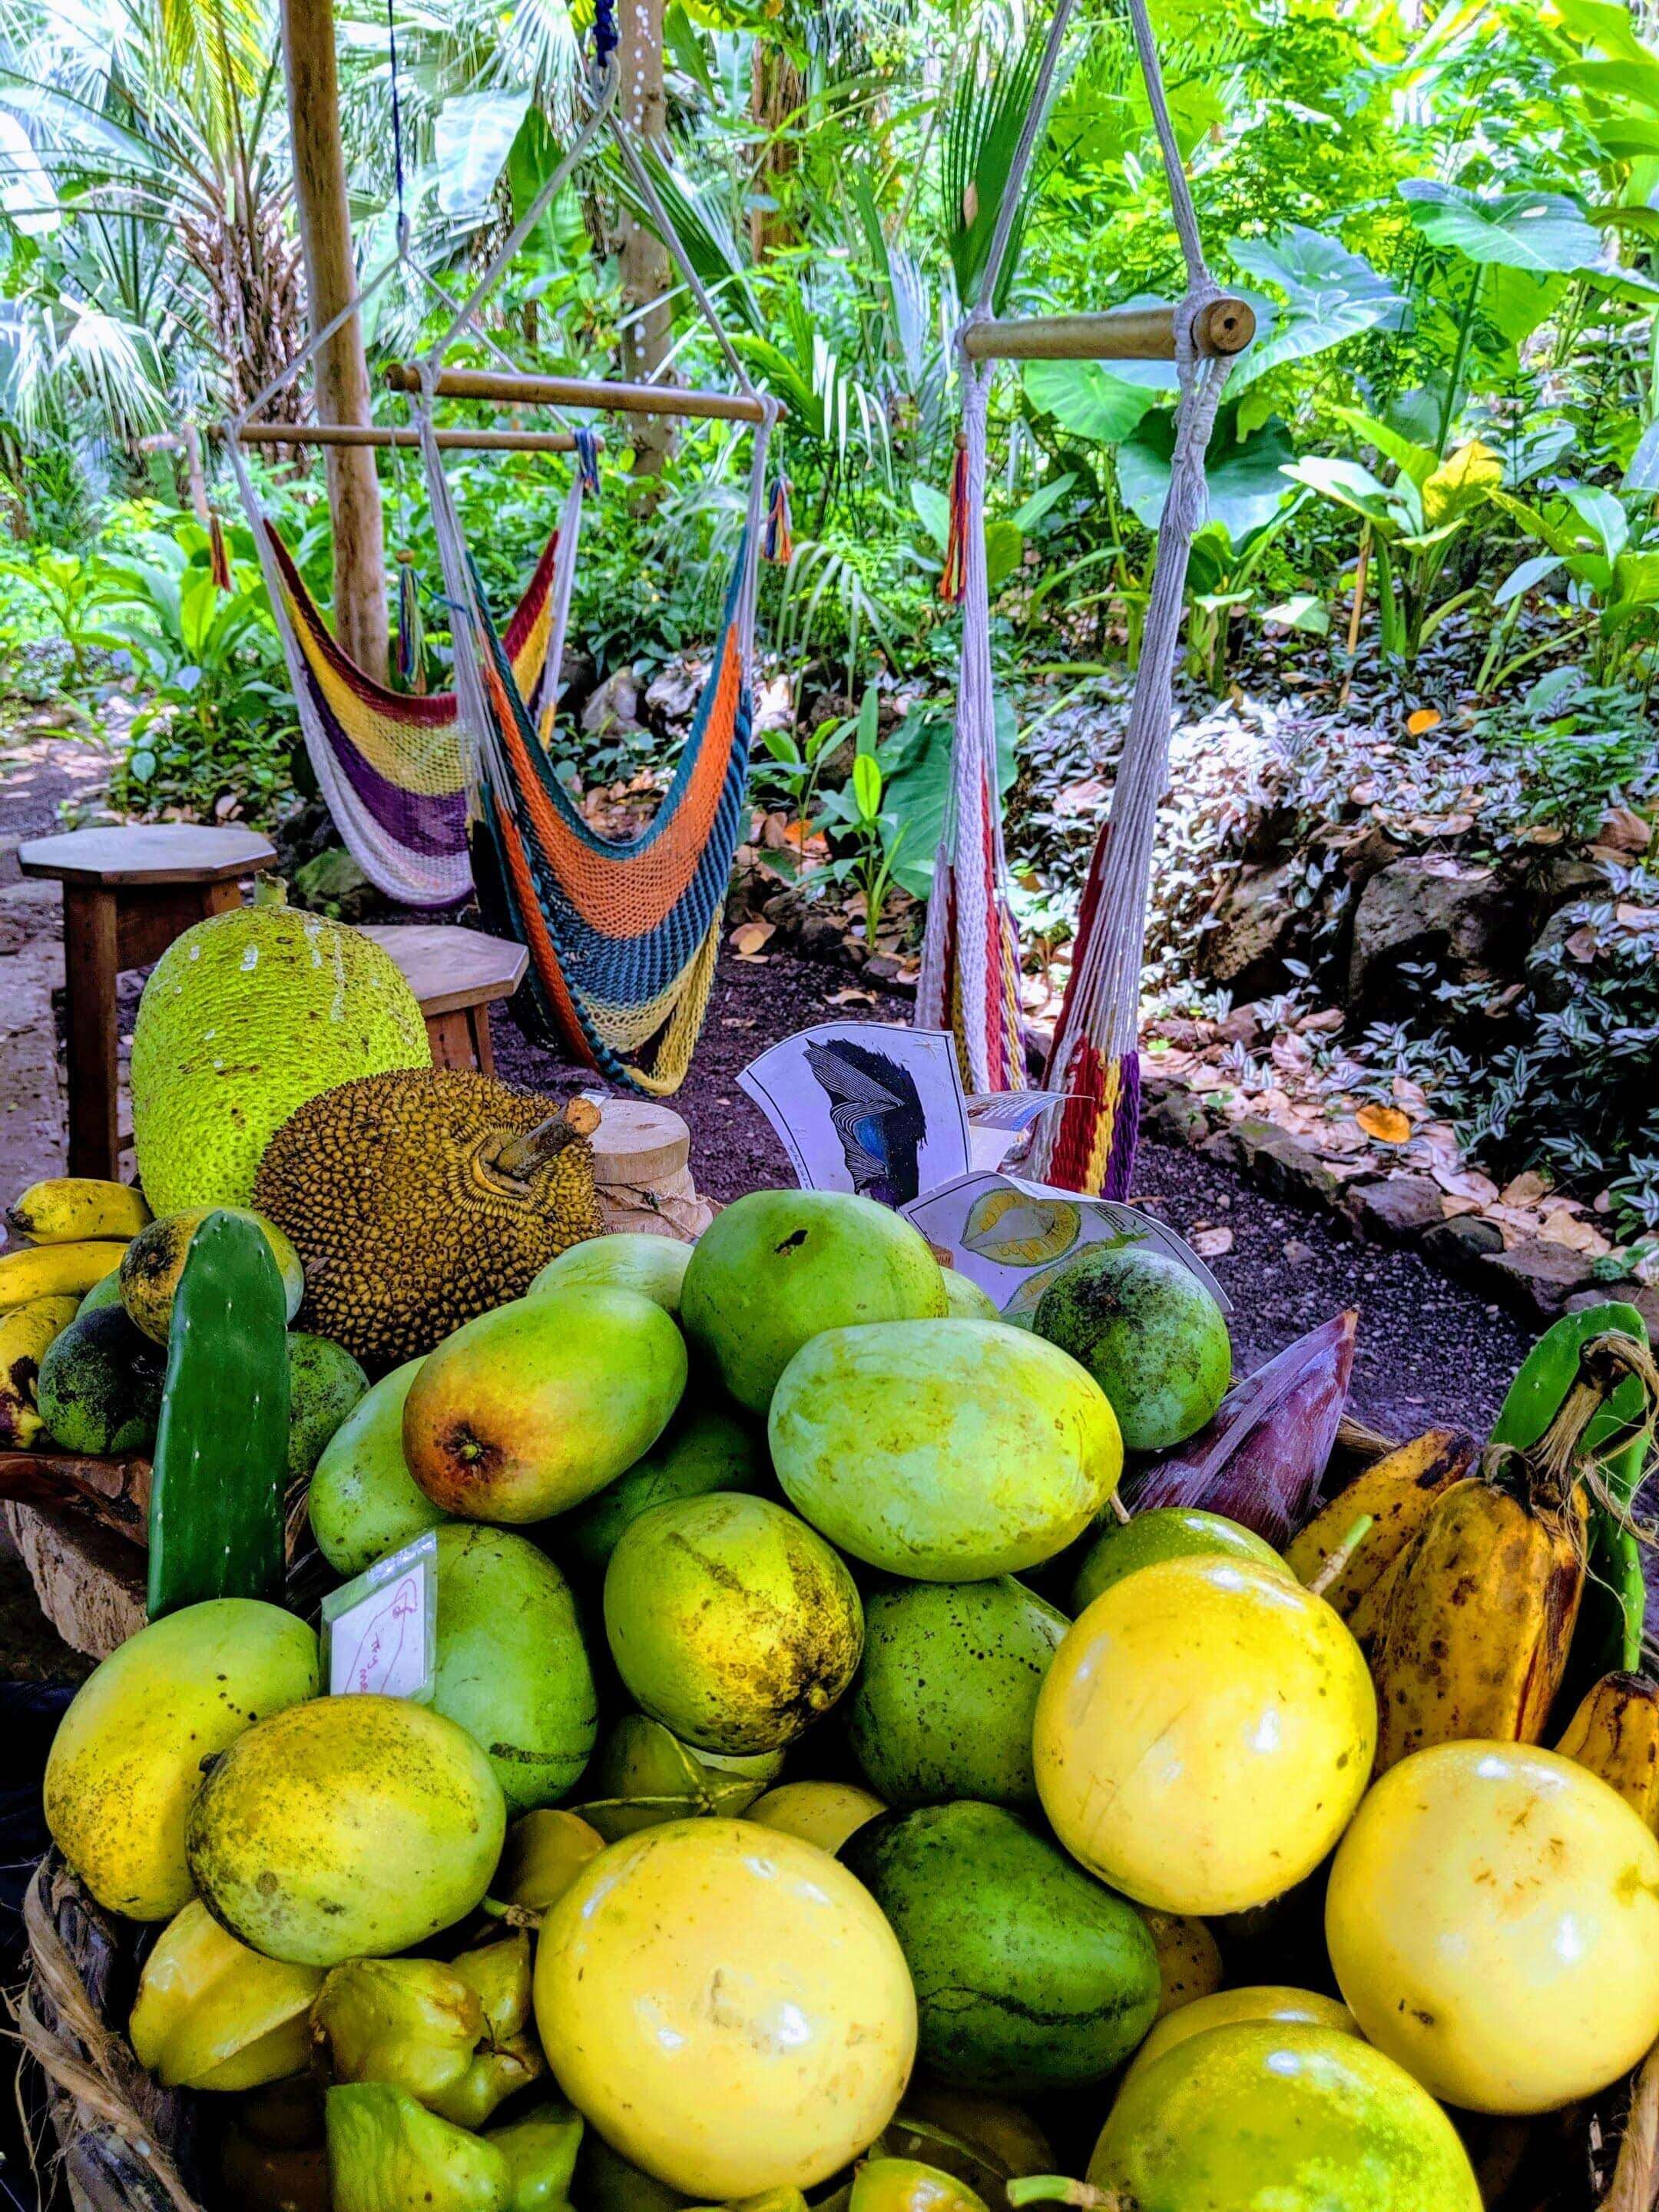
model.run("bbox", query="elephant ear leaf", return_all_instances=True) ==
[1421,440,1502,528]
[1399,180,1605,274]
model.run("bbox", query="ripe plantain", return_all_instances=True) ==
[0,1296,81,1447]
[0,1240,127,1310]
[6,1177,150,1247]
[1368,1332,1656,1777]
[1286,1426,1477,1621]
[1555,1671,1659,1831]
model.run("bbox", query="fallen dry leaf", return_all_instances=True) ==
[1599,806,1654,855]
[1391,1075,1429,1111]
[1565,925,1599,962]
[1535,1211,1613,1257]
[730,920,775,954]
[1432,1165,1501,1204]
[828,988,876,1007]
[1356,1103,1412,1145]
[1190,1227,1235,1259]
[1406,708,1442,735]
[1500,1171,1548,1207]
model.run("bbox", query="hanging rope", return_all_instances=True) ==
[1024,0,1235,1196]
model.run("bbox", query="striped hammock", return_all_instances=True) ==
[233,445,582,909]
[469,540,753,1097]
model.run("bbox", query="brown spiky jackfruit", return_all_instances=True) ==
[253,1071,603,1366]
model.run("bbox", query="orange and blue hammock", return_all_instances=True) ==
[260,522,565,908]
[467,538,754,1097]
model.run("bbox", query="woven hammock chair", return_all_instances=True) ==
[918,0,1253,1197]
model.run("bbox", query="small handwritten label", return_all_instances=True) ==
[321,1530,438,1703]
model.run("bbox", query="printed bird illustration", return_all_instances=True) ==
[804,1038,928,1207]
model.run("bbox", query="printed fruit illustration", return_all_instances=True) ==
[530,1230,692,1313]
[1090,2022,1482,2212]
[120,1206,303,1343]
[1035,1555,1376,1915]
[44,1599,319,1919]
[309,1357,451,1575]
[681,1188,947,1413]
[129,1899,323,2090]
[403,1286,687,1522]
[1034,1243,1231,1452]
[1326,1741,1659,2112]
[535,1819,916,2197]
[604,1493,863,1754]
[255,1075,603,1364]
[559,1398,766,1575]
[1071,1505,1284,1613]
[843,1800,1159,2091]
[848,1577,1068,1806]
[747,1780,886,1854]
[432,1525,598,1813]
[770,1319,1121,1579]
[187,1695,506,1967]
[131,906,430,1214]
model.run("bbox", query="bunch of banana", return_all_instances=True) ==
[1556,1671,1659,1831]
[0,1177,150,1316]
[0,1294,80,1447]
[1367,1331,1658,1776]
[1285,1426,1476,1637]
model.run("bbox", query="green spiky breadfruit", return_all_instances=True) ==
[131,909,431,1215]
[253,1074,604,1366]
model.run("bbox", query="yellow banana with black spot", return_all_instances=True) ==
[7,1177,150,1246]
[0,1240,127,1311]
[1555,1671,1659,1831]
[0,1295,81,1447]
[1286,1426,1477,1621]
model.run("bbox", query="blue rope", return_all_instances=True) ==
[593,0,619,68]
[575,425,601,495]
[386,0,407,237]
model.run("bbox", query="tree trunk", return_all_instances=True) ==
[618,0,673,480]
[749,39,804,261]
[280,0,389,681]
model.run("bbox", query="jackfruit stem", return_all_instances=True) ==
[486,1101,600,1181]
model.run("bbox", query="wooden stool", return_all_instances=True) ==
[363,924,528,1076]
[18,825,276,1181]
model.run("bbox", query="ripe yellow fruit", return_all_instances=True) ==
[1033,1555,1376,1916]
[8,1177,151,1246]
[535,1819,916,2198]
[747,1780,887,1855]
[1136,1909,1222,2020]
[0,1240,126,1310]
[1123,1983,1358,2085]
[1326,1741,1659,2113]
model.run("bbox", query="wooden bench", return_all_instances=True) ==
[17,825,276,1180]
[362,923,528,1075]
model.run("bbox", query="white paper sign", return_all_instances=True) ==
[739,1023,972,1208]
[322,1530,438,1702]
[901,1170,1232,1320]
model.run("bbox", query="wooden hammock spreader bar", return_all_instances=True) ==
[237,422,601,455]
[383,363,774,426]
[962,296,1255,363]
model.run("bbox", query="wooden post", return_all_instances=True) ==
[619,0,673,479]
[280,0,389,683]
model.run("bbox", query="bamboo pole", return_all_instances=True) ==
[237,423,601,454]
[382,364,773,425]
[181,423,210,525]
[280,0,389,682]
[962,296,1255,363]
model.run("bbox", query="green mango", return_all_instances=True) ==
[1034,1246,1230,1453]
[309,1358,450,1575]
[681,1189,948,1413]
[37,1306,166,1455]
[432,1526,598,1813]
[843,1802,1159,2092]
[577,1713,783,1840]
[558,1399,767,1576]
[574,2131,691,2212]
[604,1493,863,1754]
[941,1270,998,1321]
[849,1578,1068,1807]
[286,1332,369,1482]
[1071,1507,1284,1614]
[326,2082,509,2212]
[529,1232,692,1314]
[770,1320,1122,1580]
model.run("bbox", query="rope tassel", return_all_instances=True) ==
[575,426,601,496]
[939,435,970,604]
[764,474,793,565]
[207,514,232,593]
